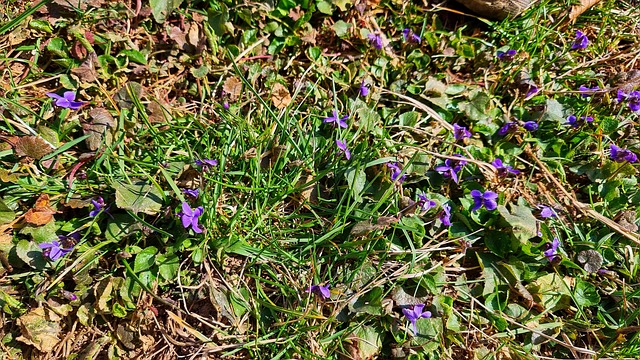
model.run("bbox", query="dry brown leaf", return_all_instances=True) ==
[14,136,54,160]
[0,168,22,182]
[176,165,202,189]
[271,83,292,109]
[24,194,56,226]
[71,52,99,83]
[16,307,62,352]
[223,76,243,101]
[83,108,115,151]
[169,26,187,49]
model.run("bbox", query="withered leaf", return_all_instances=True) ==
[17,307,62,352]
[0,168,22,182]
[223,76,243,101]
[288,5,304,21]
[147,101,166,123]
[24,194,56,226]
[271,83,292,109]
[577,250,603,273]
[114,82,144,110]
[176,165,202,189]
[84,108,115,151]
[70,52,99,83]
[14,136,54,160]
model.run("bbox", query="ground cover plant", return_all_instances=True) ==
[1,0,640,358]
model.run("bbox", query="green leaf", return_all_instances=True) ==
[207,4,230,36]
[574,279,600,307]
[331,0,353,11]
[0,198,15,224]
[46,38,68,58]
[332,20,352,38]
[105,214,141,242]
[345,166,366,203]
[349,287,383,315]
[28,19,52,34]
[150,0,183,23]
[351,325,381,358]
[157,253,179,281]
[16,240,47,270]
[133,246,158,273]
[20,221,58,243]
[317,1,334,14]
[190,64,210,79]
[114,181,163,214]
[112,302,128,318]
[540,99,565,123]
[527,273,571,311]
[497,200,538,243]
[119,49,147,65]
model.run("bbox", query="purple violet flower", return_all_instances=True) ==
[178,202,204,233]
[539,205,557,218]
[195,159,218,171]
[417,193,437,211]
[60,290,78,301]
[579,85,599,98]
[367,33,383,49]
[566,115,593,127]
[223,101,230,110]
[89,197,107,217]
[359,81,370,97]
[402,304,432,334]
[470,190,498,211]
[453,123,471,141]
[627,91,640,112]
[571,30,589,50]
[323,110,349,128]
[336,140,351,160]
[182,188,200,198]
[496,49,517,61]
[39,240,73,261]
[439,203,452,226]
[402,28,421,43]
[498,122,519,136]
[610,144,638,163]
[435,155,467,184]
[492,158,520,176]
[523,121,538,131]
[387,162,407,183]
[46,91,85,110]
[306,284,330,299]
[525,85,539,99]
[543,237,561,262]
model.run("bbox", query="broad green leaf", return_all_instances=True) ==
[540,99,564,123]
[348,287,383,315]
[332,20,351,38]
[317,1,334,14]
[497,200,537,243]
[28,19,52,34]
[157,253,179,281]
[190,64,210,79]
[119,49,147,65]
[574,279,600,307]
[114,181,163,214]
[345,166,366,203]
[527,273,571,311]
[46,38,68,57]
[0,198,15,224]
[16,240,47,270]
[150,0,183,23]
[351,325,381,358]
[133,246,158,273]
[105,214,141,242]
[207,4,230,36]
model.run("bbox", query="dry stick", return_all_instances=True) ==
[524,145,640,245]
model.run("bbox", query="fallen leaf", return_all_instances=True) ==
[223,76,243,101]
[175,165,202,188]
[17,307,61,352]
[83,108,116,151]
[14,136,55,160]
[71,52,99,83]
[0,169,21,182]
[577,250,603,273]
[114,82,144,110]
[271,83,292,109]
[24,194,56,226]
[169,26,187,49]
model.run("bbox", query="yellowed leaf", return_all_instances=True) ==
[14,136,54,160]
[17,307,62,352]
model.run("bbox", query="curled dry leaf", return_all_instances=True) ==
[223,76,243,101]
[271,83,292,109]
[70,52,99,83]
[577,250,603,273]
[24,194,56,226]
[14,136,55,160]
